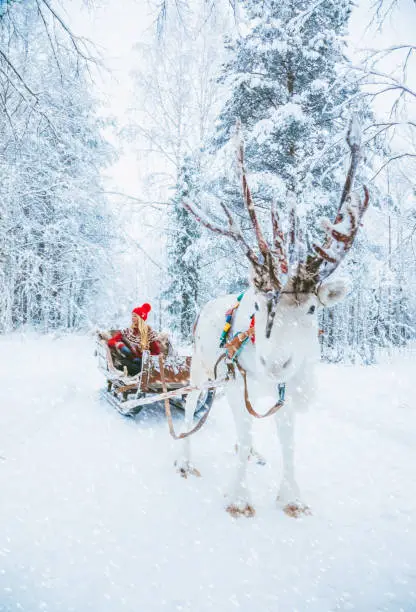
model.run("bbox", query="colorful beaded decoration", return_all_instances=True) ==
[249,312,255,344]
[219,291,245,348]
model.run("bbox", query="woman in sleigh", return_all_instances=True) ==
[106,303,161,376]
[97,303,214,418]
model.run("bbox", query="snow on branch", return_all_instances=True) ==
[0,0,100,120]
[38,0,99,64]
[353,65,416,102]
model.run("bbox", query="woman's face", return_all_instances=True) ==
[131,313,140,329]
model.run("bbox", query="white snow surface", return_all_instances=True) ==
[0,333,415,612]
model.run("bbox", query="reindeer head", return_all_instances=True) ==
[184,117,369,351]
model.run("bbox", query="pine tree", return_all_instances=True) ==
[163,158,202,342]
[210,0,360,244]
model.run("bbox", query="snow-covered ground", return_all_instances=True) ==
[0,334,415,612]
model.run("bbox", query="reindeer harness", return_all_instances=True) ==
[218,291,287,418]
[219,290,255,358]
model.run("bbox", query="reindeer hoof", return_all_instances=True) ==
[174,460,201,479]
[282,502,311,518]
[226,503,256,518]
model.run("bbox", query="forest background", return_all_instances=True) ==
[0,0,415,364]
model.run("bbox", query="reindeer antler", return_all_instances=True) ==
[312,187,369,279]
[182,198,259,267]
[235,119,271,258]
[234,120,288,291]
[183,120,288,294]
[304,116,369,282]
[339,115,362,213]
[271,201,289,275]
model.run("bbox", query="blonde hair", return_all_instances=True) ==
[135,316,149,350]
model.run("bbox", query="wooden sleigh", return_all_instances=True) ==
[96,332,217,417]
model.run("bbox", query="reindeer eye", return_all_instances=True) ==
[307,305,316,315]
[254,302,259,311]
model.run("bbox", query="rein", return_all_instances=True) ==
[224,290,286,418]
[235,360,285,418]
[159,355,215,440]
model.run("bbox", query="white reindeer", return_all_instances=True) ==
[178,119,369,518]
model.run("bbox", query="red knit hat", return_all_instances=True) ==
[132,303,151,321]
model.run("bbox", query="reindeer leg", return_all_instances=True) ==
[174,388,201,478]
[234,444,267,466]
[226,380,255,517]
[275,403,310,517]
[249,447,267,465]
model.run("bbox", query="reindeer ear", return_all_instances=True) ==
[318,279,349,307]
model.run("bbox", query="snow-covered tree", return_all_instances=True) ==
[209,0,364,254]
[319,187,416,364]
[162,158,202,341]
[0,1,116,332]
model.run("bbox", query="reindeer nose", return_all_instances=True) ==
[260,356,292,377]
[270,357,292,377]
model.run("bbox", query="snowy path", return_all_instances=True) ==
[0,334,415,612]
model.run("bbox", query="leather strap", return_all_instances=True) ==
[235,360,285,418]
[159,355,214,440]
[224,327,255,360]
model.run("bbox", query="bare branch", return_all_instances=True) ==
[39,0,98,64]
[370,153,416,181]
[35,0,64,83]
[0,48,38,100]
[352,65,416,101]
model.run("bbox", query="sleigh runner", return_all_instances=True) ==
[96,332,217,417]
